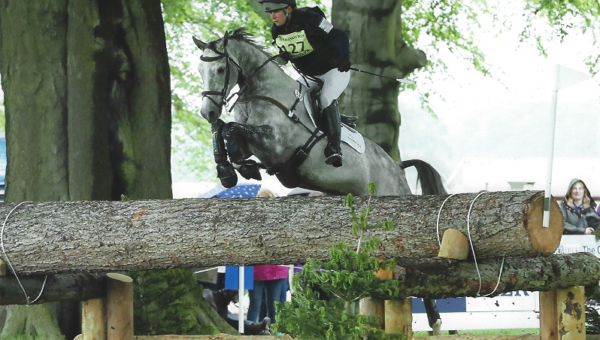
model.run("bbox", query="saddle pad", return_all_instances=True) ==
[299,87,366,154]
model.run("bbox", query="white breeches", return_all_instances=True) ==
[300,68,351,108]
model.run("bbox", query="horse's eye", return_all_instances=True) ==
[217,67,225,74]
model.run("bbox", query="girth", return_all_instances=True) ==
[237,94,325,176]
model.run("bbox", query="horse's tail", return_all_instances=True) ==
[399,159,448,196]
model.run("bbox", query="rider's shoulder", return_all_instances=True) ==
[295,7,327,24]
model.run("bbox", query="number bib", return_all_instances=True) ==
[275,30,314,59]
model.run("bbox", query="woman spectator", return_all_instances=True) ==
[247,188,289,324]
[560,178,600,234]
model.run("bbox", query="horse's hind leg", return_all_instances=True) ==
[424,299,442,335]
[211,120,238,188]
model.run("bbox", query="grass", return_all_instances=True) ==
[413,328,540,336]
[0,329,543,339]
[0,337,52,340]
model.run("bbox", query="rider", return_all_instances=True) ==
[259,0,351,167]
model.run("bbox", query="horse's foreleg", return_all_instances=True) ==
[211,120,238,188]
[222,122,273,181]
[222,122,274,146]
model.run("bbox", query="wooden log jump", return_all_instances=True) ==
[0,191,562,275]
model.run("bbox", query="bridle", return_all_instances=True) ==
[200,42,282,113]
[200,48,244,113]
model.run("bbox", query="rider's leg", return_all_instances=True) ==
[317,69,350,167]
[322,101,342,167]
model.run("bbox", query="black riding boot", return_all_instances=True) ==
[323,101,342,167]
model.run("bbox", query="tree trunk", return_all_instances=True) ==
[0,191,562,275]
[0,274,106,305]
[0,0,232,337]
[389,252,600,299]
[332,0,426,159]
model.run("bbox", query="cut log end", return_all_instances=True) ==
[526,193,564,255]
[107,273,133,283]
[438,229,469,260]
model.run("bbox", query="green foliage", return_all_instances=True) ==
[520,0,600,74]
[587,305,600,335]
[130,269,217,335]
[274,184,403,340]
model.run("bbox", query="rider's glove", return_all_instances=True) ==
[279,50,292,62]
[336,56,351,72]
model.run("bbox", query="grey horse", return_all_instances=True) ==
[194,28,447,334]
[193,28,445,197]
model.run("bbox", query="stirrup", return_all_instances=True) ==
[325,153,342,167]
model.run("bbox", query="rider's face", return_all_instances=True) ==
[269,9,289,26]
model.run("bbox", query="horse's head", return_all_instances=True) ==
[193,32,243,124]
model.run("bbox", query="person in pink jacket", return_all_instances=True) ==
[247,188,289,324]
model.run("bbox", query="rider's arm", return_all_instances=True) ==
[305,13,349,62]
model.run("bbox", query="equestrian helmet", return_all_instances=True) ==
[259,0,296,12]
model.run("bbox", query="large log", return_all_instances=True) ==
[0,274,106,305]
[389,253,600,299]
[0,191,562,275]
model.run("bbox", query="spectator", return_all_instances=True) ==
[247,188,289,324]
[560,178,600,234]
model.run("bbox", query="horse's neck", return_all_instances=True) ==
[232,41,297,97]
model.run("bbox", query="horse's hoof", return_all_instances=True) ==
[216,162,238,188]
[238,160,262,181]
[431,319,442,336]
[220,175,238,188]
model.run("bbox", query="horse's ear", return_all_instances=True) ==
[222,31,230,49]
[193,36,207,50]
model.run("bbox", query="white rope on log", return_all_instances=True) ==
[1,201,48,305]
[436,192,506,297]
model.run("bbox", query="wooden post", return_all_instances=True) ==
[540,286,586,340]
[359,297,385,324]
[107,273,133,340]
[0,259,7,276]
[358,259,393,328]
[82,298,107,340]
[385,298,412,339]
[437,228,469,260]
[81,299,106,340]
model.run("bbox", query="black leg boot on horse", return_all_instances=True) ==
[212,120,238,188]
[322,100,343,167]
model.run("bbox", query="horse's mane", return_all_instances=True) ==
[207,27,269,56]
